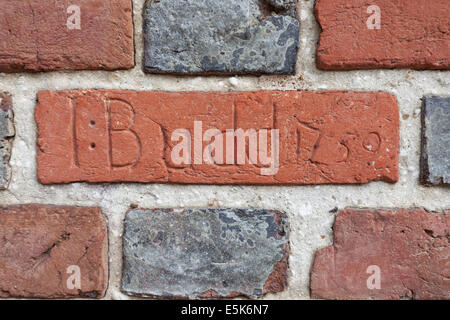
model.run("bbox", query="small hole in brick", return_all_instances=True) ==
[90,143,96,149]
[90,120,96,126]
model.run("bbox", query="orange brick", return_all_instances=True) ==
[36,90,399,185]
[315,0,450,70]
[0,0,134,72]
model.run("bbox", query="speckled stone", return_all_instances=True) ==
[421,96,450,185]
[0,93,14,190]
[143,0,299,75]
[121,208,289,299]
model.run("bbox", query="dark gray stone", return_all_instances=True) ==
[0,93,14,190]
[121,208,289,298]
[143,0,299,75]
[421,96,450,185]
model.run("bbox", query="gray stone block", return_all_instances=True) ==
[143,0,299,75]
[121,208,289,298]
[421,96,450,185]
[0,93,14,190]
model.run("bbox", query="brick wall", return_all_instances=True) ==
[0,0,448,300]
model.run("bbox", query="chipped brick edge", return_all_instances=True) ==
[310,207,450,300]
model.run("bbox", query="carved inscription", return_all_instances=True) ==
[71,97,142,169]
[36,90,399,185]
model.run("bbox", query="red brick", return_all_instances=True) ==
[0,204,108,298]
[0,0,134,72]
[36,90,399,185]
[310,208,450,300]
[315,0,450,70]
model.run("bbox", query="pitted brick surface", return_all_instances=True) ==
[0,204,108,298]
[0,0,134,72]
[315,0,450,70]
[310,208,450,300]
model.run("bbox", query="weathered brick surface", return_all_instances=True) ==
[0,0,134,72]
[36,90,399,185]
[310,208,450,300]
[0,93,14,190]
[315,0,450,70]
[143,0,299,75]
[421,97,450,186]
[121,208,289,298]
[0,205,108,298]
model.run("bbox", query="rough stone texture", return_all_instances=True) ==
[310,208,450,300]
[1,0,450,300]
[35,90,398,185]
[0,0,134,72]
[420,97,450,186]
[0,204,108,298]
[0,93,14,189]
[121,208,289,298]
[143,0,300,75]
[315,0,450,70]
